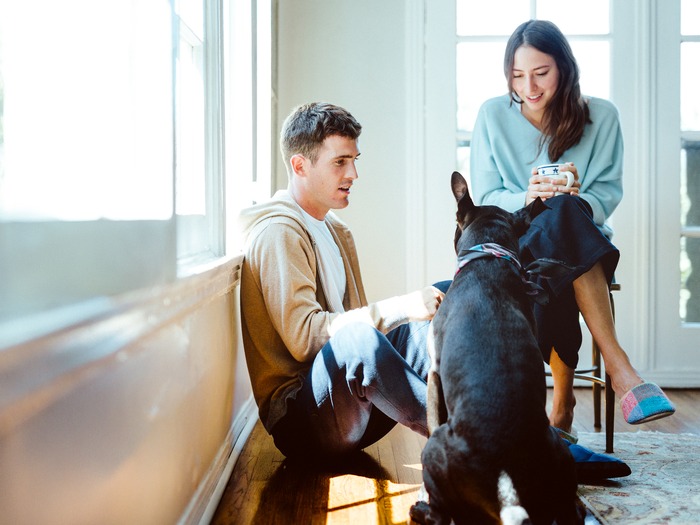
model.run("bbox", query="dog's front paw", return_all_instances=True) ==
[408,499,451,525]
[408,500,430,524]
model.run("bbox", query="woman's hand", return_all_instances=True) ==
[525,162,581,205]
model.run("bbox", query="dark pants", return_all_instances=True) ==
[519,195,619,368]
[272,281,452,460]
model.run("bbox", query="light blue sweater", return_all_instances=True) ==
[470,94,623,237]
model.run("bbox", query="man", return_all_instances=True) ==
[239,102,445,459]
[239,102,629,480]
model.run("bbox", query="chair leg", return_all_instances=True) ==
[605,372,614,453]
[593,288,617,453]
[592,340,602,429]
[606,290,616,453]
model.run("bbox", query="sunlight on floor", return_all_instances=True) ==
[326,474,422,524]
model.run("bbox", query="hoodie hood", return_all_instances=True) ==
[237,189,348,248]
[238,190,304,239]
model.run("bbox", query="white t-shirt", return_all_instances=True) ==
[300,209,347,312]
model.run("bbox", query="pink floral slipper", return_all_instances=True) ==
[621,382,676,425]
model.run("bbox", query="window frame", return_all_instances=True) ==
[174,0,226,266]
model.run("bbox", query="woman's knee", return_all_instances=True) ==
[548,194,594,219]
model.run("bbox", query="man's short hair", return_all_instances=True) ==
[280,102,362,170]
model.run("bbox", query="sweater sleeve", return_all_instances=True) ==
[470,100,530,212]
[577,100,624,228]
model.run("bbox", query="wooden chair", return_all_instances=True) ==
[547,283,619,453]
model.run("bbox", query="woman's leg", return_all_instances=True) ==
[520,197,672,425]
[572,261,643,396]
[549,348,577,432]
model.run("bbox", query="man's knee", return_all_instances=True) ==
[333,321,380,341]
[331,322,391,363]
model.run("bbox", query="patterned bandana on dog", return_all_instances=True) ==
[455,243,521,273]
[455,242,552,305]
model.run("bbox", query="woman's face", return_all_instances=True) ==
[511,45,559,124]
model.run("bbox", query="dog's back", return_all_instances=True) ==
[436,243,548,447]
[410,172,582,525]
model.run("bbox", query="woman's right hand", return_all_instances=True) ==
[526,163,580,205]
[526,167,556,205]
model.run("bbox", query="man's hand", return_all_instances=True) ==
[404,286,445,321]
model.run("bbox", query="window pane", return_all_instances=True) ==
[681,142,700,229]
[569,41,610,100]
[456,42,508,132]
[456,0,529,36]
[681,43,700,131]
[681,142,700,322]
[175,25,206,217]
[681,235,700,322]
[681,0,700,35]
[0,1,173,221]
[537,0,609,34]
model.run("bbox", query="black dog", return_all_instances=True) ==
[410,172,583,525]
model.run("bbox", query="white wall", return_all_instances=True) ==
[276,0,458,302]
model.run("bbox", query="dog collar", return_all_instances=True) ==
[455,243,521,274]
[455,242,552,305]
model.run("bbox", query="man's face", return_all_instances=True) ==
[295,134,360,219]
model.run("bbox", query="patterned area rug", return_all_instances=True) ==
[577,431,700,524]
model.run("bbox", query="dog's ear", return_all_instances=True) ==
[526,197,547,219]
[512,197,547,236]
[451,171,472,205]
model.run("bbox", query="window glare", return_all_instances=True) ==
[537,0,610,34]
[570,41,610,100]
[0,1,173,221]
[681,0,700,35]
[681,43,700,131]
[456,42,507,131]
[456,0,529,36]
[175,24,206,217]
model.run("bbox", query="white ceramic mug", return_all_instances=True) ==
[537,164,574,195]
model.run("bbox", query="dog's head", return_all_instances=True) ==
[450,171,546,254]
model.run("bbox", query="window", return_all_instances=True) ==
[0,0,271,330]
[0,1,176,326]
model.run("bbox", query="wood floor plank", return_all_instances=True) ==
[212,388,700,524]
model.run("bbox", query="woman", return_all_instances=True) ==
[470,19,675,438]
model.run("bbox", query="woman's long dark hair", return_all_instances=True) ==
[504,20,591,162]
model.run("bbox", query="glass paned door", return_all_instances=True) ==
[681,37,700,322]
[653,0,700,385]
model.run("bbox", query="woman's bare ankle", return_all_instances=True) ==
[549,396,576,432]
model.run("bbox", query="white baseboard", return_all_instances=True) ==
[178,395,259,525]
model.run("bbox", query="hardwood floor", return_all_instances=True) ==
[211,388,699,525]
